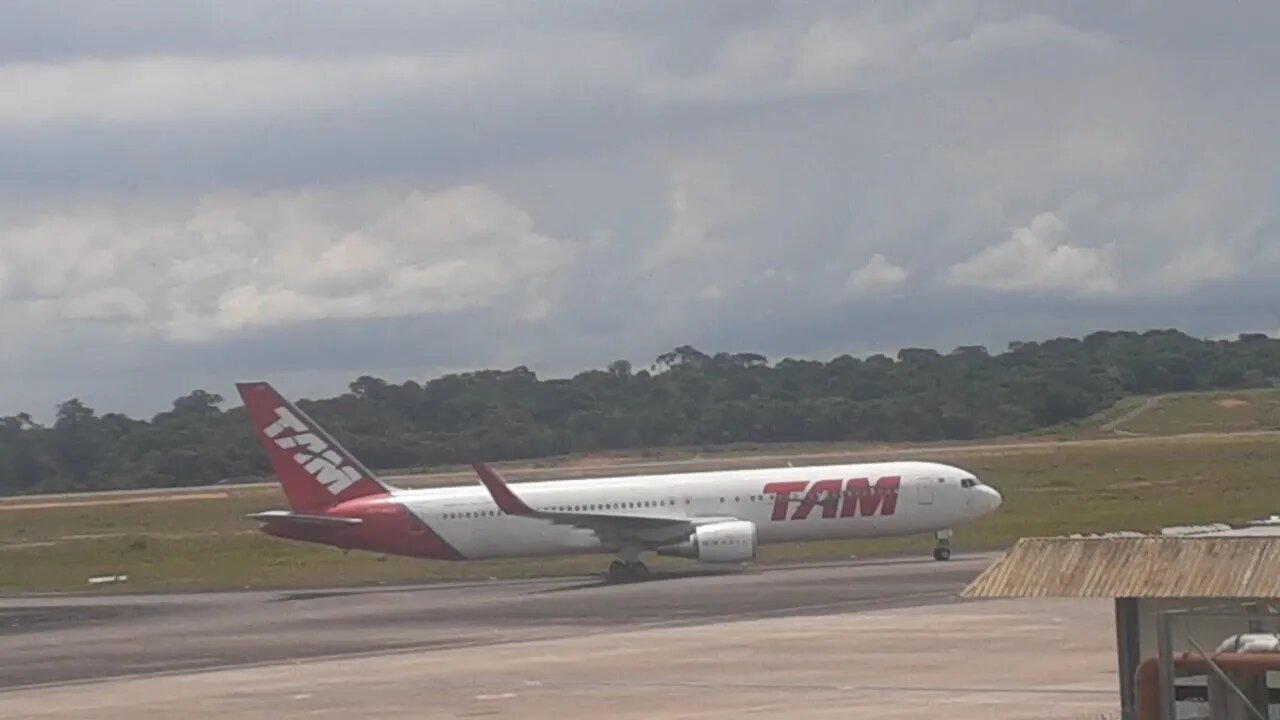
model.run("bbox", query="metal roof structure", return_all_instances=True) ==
[961,536,1280,599]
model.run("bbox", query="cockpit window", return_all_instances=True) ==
[961,478,977,488]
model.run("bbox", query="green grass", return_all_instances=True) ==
[1030,395,1156,440]
[0,492,273,545]
[1114,389,1280,436]
[3,432,1277,594]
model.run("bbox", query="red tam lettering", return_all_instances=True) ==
[791,479,843,520]
[840,476,901,517]
[764,481,809,521]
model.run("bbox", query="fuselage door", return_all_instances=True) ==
[917,481,936,506]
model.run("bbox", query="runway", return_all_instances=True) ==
[0,553,986,690]
[0,552,1120,718]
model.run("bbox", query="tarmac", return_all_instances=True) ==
[0,552,1120,719]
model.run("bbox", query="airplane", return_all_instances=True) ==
[236,381,1004,583]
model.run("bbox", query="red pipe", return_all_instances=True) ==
[1136,652,1280,719]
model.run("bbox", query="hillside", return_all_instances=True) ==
[1108,388,1280,436]
[2,328,1279,496]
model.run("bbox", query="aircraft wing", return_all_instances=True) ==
[470,462,737,545]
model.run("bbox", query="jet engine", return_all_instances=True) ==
[656,520,757,563]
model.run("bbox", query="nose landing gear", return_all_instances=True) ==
[933,529,953,561]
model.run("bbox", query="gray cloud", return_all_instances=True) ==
[2,1,1279,420]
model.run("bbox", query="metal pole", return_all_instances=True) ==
[1115,598,1141,720]
[1184,634,1268,720]
[1156,611,1177,720]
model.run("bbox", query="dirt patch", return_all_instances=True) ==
[1215,398,1251,408]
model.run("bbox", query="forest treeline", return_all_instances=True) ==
[3,328,1279,496]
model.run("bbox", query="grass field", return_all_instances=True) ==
[1111,388,1280,436]
[2,430,1277,594]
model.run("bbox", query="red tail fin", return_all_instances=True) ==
[236,382,394,513]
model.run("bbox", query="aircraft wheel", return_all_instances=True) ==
[607,560,630,584]
[627,561,650,581]
[933,547,952,561]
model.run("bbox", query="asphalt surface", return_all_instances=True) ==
[0,552,996,692]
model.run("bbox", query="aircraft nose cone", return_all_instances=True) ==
[981,485,1003,512]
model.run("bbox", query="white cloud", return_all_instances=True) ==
[699,285,727,301]
[0,184,578,343]
[845,254,910,296]
[676,17,876,99]
[0,55,498,126]
[643,151,761,272]
[59,288,149,322]
[947,212,1120,297]
[922,12,1119,67]
[1158,244,1238,292]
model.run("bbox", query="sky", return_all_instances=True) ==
[1,1,1278,420]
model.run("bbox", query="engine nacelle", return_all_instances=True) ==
[656,520,757,563]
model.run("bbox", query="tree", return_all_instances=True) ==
[51,398,101,486]
[2,328,1279,496]
[170,390,225,416]
[607,360,632,378]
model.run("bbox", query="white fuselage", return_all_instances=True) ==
[373,460,1001,561]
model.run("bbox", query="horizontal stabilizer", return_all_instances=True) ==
[246,510,363,526]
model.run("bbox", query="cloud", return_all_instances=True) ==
[2,2,1280,419]
[947,212,1120,297]
[643,151,763,272]
[0,54,496,126]
[1158,244,1238,292]
[0,184,578,343]
[846,254,910,296]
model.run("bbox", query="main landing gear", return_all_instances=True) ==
[933,529,953,561]
[606,543,651,583]
[607,560,651,583]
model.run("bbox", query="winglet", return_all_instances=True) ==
[471,462,538,516]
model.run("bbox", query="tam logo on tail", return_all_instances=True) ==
[262,406,363,496]
[237,381,392,513]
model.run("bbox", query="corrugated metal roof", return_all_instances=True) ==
[961,536,1280,599]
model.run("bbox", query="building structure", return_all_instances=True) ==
[962,521,1280,719]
